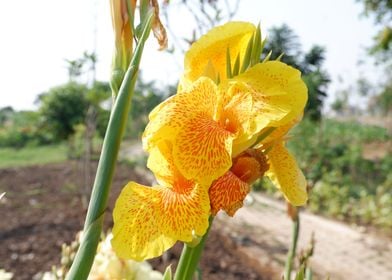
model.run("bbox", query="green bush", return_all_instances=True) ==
[254,117,392,229]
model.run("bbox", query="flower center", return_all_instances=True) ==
[231,149,269,184]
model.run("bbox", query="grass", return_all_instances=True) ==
[0,144,67,168]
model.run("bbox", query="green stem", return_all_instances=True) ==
[65,13,153,280]
[174,217,214,280]
[284,214,300,280]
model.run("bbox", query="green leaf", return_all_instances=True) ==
[163,265,172,280]
[262,50,273,63]
[251,24,262,65]
[240,34,254,73]
[232,54,240,76]
[226,48,232,78]
[126,0,136,35]
[276,52,285,61]
[295,265,306,280]
[305,267,313,280]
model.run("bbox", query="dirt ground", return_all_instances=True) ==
[0,162,275,280]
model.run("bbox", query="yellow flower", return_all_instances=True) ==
[179,22,255,89]
[144,64,307,186]
[258,116,308,206]
[112,21,308,261]
[112,140,210,261]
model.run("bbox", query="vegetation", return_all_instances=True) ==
[0,144,67,168]
[255,118,392,229]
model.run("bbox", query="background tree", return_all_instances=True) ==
[263,25,330,121]
[358,0,392,123]
[358,0,392,59]
[0,106,14,126]
[38,83,89,141]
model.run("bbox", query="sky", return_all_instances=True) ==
[0,0,379,110]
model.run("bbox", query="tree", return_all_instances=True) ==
[357,0,392,62]
[39,83,89,140]
[357,0,392,120]
[0,106,14,125]
[263,25,330,121]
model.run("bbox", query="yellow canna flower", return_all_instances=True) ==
[179,22,255,89]
[112,21,309,261]
[143,61,307,186]
[256,115,308,206]
[112,140,210,261]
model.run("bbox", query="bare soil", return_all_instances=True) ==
[0,162,275,279]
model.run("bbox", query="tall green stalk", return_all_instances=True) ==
[174,217,214,280]
[65,13,153,280]
[284,214,300,280]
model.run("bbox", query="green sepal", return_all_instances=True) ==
[162,265,173,280]
[226,48,232,79]
[232,54,240,76]
[276,52,285,61]
[262,50,273,63]
[294,265,305,280]
[251,24,262,66]
[240,34,254,73]
[251,127,276,149]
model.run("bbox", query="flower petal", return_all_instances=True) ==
[266,142,307,206]
[142,77,218,152]
[181,22,255,88]
[173,113,234,185]
[262,113,303,146]
[112,181,210,261]
[234,61,308,128]
[209,171,250,216]
[112,182,176,261]
[147,140,193,189]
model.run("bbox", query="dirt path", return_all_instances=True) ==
[216,193,392,280]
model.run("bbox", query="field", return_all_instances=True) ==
[0,161,275,279]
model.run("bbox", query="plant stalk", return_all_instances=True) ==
[284,214,300,280]
[174,217,214,280]
[65,13,153,280]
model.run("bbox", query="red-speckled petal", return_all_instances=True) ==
[266,142,307,206]
[209,171,250,216]
[142,77,219,152]
[112,181,210,261]
[173,114,234,185]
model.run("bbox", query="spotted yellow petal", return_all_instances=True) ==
[209,171,250,216]
[262,113,303,146]
[219,83,254,139]
[142,77,219,152]
[266,142,307,206]
[232,133,259,157]
[181,22,255,88]
[112,182,176,261]
[147,140,193,189]
[173,113,234,185]
[112,181,210,261]
[234,61,308,128]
